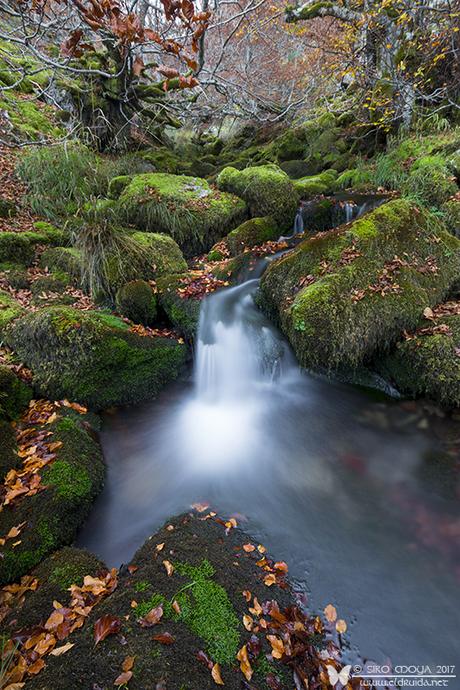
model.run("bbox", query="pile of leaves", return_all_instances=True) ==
[177,270,229,300]
[0,399,86,509]
[1,568,118,686]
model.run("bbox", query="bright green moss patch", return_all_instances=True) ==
[0,96,63,142]
[119,172,248,256]
[294,169,337,197]
[46,460,92,500]
[217,164,299,231]
[0,290,24,334]
[115,280,157,325]
[226,216,279,255]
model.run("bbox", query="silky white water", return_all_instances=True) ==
[79,254,460,672]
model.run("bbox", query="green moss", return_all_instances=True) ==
[0,96,63,142]
[0,365,32,420]
[278,159,313,179]
[5,306,187,409]
[217,164,299,231]
[130,232,187,276]
[273,128,306,161]
[115,280,157,325]
[119,172,248,256]
[0,290,24,334]
[40,247,82,282]
[108,175,132,199]
[0,419,17,479]
[0,263,29,290]
[49,563,88,589]
[401,155,457,206]
[0,197,16,218]
[226,216,279,255]
[0,232,35,264]
[294,169,337,197]
[259,199,460,370]
[442,199,460,237]
[45,460,92,500]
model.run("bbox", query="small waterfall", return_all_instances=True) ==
[293,208,305,235]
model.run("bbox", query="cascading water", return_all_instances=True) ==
[79,228,459,672]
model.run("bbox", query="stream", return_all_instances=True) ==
[78,204,460,672]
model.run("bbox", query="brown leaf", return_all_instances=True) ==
[264,574,276,587]
[243,544,255,552]
[153,632,175,645]
[114,671,133,686]
[324,604,337,623]
[211,662,224,685]
[94,615,121,644]
[138,604,163,627]
[50,642,74,656]
[163,560,174,576]
[122,656,135,672]
[336,618,347,634]
[266,635,284,659]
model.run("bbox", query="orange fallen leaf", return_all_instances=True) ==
[138,604,163,627]
[163,560,174,576]
[94,614,121,644]
[267,635,284,659]
[122,656,135,672]
[155,543,165,552]
[236,644,253,681]
[243,614,253,631]
[249,597,262,616]
[50,642,75,656]
[172,599,181,614]
[211,662,224,685]
[257,544,266,554]
[264,574,276,587]
[274,561,288,574]
[336,619,347,634]
[243,543,255,552]
[324,604,337,623]
[28,658,45,675]
[242,590,251,602]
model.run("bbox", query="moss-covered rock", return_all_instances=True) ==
[376,314,460,408]
[32,221,67,246]
[130,231,187,276]
[0,365,32,420]
[115,280,157,325]
[0,262,30,289]
[273,129,306,161]
[31,274,69,296]
[0,418,17,479]
[5,307,187,409]
[401,155,458,206]
[0,413,104,584]
[225,216,279,255]
[217,165,299,231]
[278,159,312,179]
[259,199,460,370]
[0,290,24,334]
[0,232,35,264]
[293,169,338,197]
[108,174,132,199]
[119,172,248,256]
[156,273,201,339]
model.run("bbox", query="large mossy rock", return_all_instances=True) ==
[0,365,32,420]
[5,307,187,409]
[0,411,104,584]
[376,314,460,408]
[293,169,337,197]
[259,199,460,371]
[40,247,82,282]
[217,164,299,231]
[119,173,248,256]
[226,216,279,255]
[0,227,67,265]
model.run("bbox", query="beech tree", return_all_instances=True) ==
[285,0,460,129]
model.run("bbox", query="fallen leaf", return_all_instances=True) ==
[257,545,266,554]
[267,635,284,659]
[274,561,288,574]
[264,574,276,587]
[324,604,337,623]
[138,604,163,627]
[191,502,209,512]
[243,543,255,552]
[114,671,132,686]
[236,644,253,681]
[423,306,434,320]
[211,663,224,685]
[163,560,174,576]
[28,658,45,675]
[155,543,165,552]
[94,615,121,644]
[153,632,175,645]
[50,642,75,656]
[336,619,347,634]
[122,656,135,672]
[172,599,181,614]
[243,614,253,631]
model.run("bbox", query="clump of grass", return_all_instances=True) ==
[73,221,145,300]
[16,142,108,220]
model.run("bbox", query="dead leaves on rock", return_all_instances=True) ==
[177,270,229,300]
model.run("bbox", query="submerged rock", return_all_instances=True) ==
[119,172,247,256]
[217,164,299,231]
[259,199,460,370]
[376,313,460,408]
[5,307,187,409]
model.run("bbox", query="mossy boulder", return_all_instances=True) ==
[0,196,16,218]
[119,173,248,256]
[225,216,279,255]
[217,165,299,231]
[32,221,67,246]
[401,156,458,206]
[273,129,306,161]
[115,280,157,325]
[31,273,69,296]
[259,199,460,371]
[376,314,460,408]
[23,513,296,690]
[156,273,201,339]
[0,227,67,265]
[0,547,106,634]
[0,413,104,584]
[279,159,313,179]
[0,418,17,479]
[294,169,338,197]
[0,365,32,420]
[0,290,24,334]
[5,307,187,409]
[130,231,187,276]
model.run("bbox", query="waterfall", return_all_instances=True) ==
[293,208,305,235]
